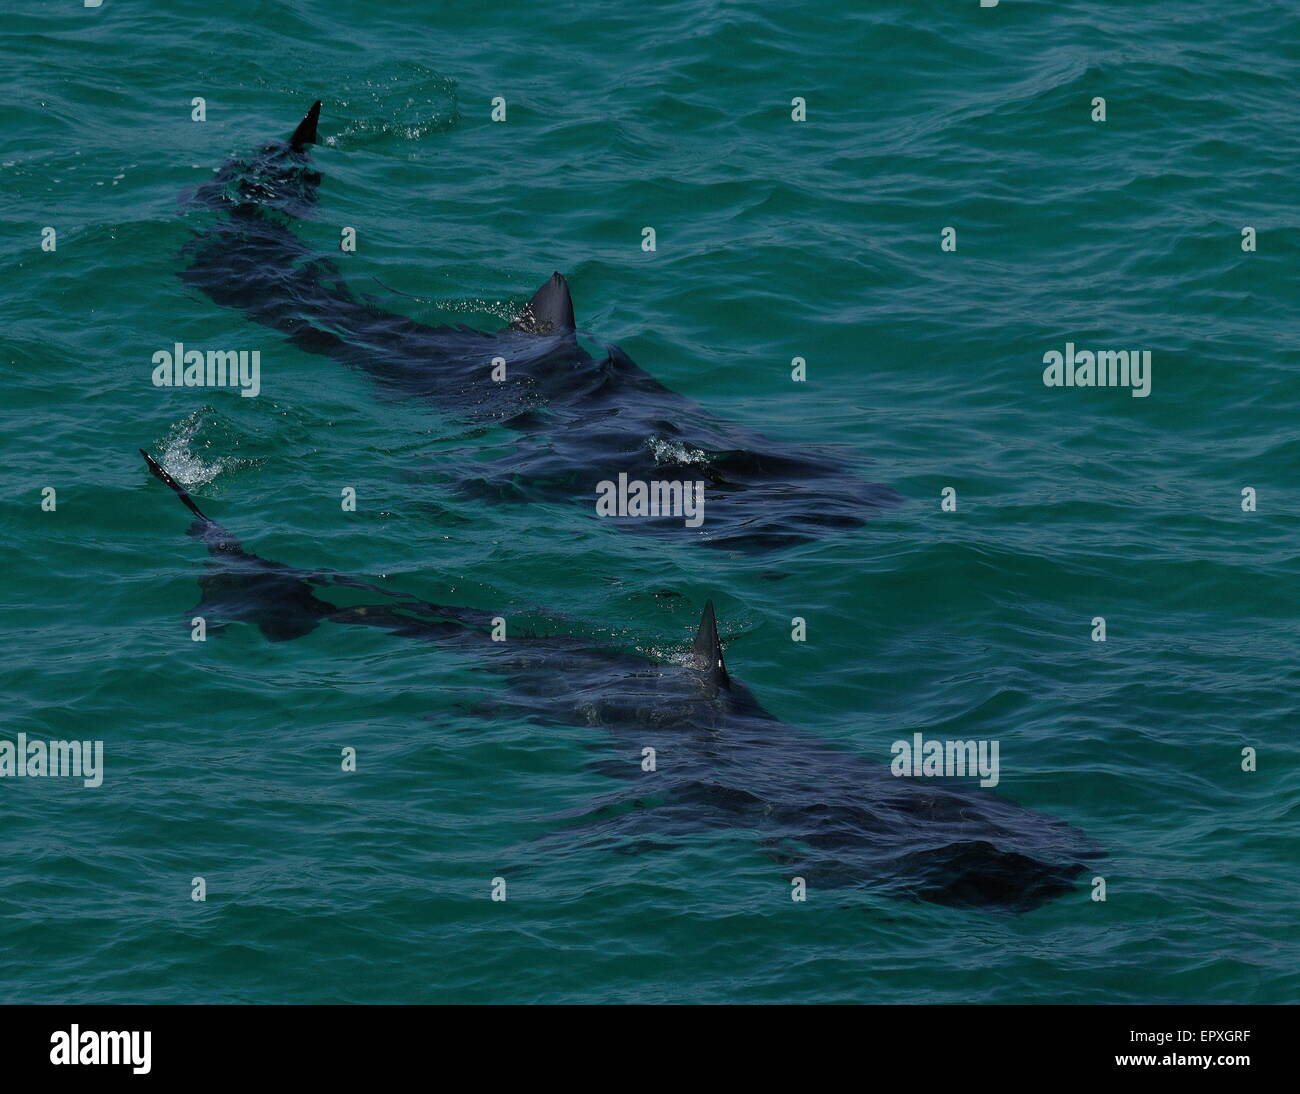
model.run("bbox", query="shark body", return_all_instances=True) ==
[142,450,1096,912]
[179,102,900,551]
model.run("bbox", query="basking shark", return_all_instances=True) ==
[179,101,900,551]
[141,449,1096,911]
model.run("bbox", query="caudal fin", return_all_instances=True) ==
[692,599,730,689]
[140,449,212,523]
[290,100,322,151]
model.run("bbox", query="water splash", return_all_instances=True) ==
[646,436,712,468]
[158,409,230,488]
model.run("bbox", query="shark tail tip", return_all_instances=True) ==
[140,447,210,523]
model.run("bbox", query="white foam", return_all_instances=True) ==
[159,411,225,488]
[646,436,711,468]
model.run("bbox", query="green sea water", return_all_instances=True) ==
[1,0,1297,1004]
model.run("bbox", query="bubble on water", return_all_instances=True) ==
[436,296,517,324]
[367,277,516,325]
[309,63,458,150]
[637,644,695,668]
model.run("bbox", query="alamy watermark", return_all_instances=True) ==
[595,472,705,527]
[891,733,1000,788]
[152,343,261,397]
[50,1026,150,1074]
[0,734,103,787]
[1042,342,1151,398]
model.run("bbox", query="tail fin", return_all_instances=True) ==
[290,100,322,151]
[140,449,211,523]
[692,599,730,689]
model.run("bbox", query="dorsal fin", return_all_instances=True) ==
[290,100,322,151]
[691,599,730,689]
[509,272,576,335]
[140,449,211,523]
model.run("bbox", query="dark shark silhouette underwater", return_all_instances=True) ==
[179,101,900,551]
[142,449,1097,912]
